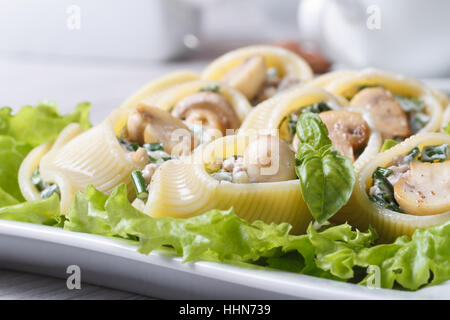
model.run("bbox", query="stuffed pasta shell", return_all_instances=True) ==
[18,105,197,213]
[120,70,200,109]
[239,86,382,172]
[202,45,313,105]
[141,80,252,140]
[143,134,312,234]
[306,70,357,88]
[334,132,450,242]
[324,69,443,143]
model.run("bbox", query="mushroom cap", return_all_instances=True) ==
[350,87,411,140]
[127,105,195,155]
[394,160,450,216]
[171,91,241,134]
[244,135,297,183]
[223,55,267,100]
[319,110,371,161]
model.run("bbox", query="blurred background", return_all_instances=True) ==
[1,0,450,123]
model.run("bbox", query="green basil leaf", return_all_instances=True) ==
[296,112,331,150]
[295,112,356,223]
[297,152,355,223]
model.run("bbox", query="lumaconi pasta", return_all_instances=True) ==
[18,104,202,213]
[306,70,357,88]
[202,45,313,105]
[334,132,450,242]
[18,112,141,212]
[120,70,200,109]
[19,78,252,213]
[324,68,444,141]
[144,134,312,234]
[239,85,382,172]
[145,79,252,128]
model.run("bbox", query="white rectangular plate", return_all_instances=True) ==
[0,220,449,299]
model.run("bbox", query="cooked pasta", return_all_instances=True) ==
[202,45,313,105]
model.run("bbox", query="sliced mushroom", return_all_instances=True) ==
[126,105,195,155]
[171,91,240,136]
[394,161,450,216]
[244,135,296,183]
[350,87,411,140]
[223,55,267,100]
[319,110,371,162]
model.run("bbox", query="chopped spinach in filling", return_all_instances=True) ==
[31,169,60,199]
[368,144,450,213]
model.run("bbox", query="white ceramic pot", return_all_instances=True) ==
[298,0,450,77]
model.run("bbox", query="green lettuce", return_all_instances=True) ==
[444,122,450,135]
[0,136,32,201]
[0,186,20,207]
[0,193,60,225]
[357,221,450,290]
[63,184,450,291]
[0,101,91,207]
[0,101,91,148]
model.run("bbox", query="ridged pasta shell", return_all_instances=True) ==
[306,70,357,88]
[120,70,200,109]
[325,68,444,134]
[239,86,345,134]
[148,80,252,125]
[238,86,381,172]
[19,111,138,213]
[333,132,450,242]
[202,45,313,83]
[144,135,312,234]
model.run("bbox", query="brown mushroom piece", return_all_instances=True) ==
[319,110,371,162]
[244,135,296,183]
[222,55,267,100]
[350,87,411,140]
[126,105,195,155]
[394,161,450,216]
[171,91,241,136]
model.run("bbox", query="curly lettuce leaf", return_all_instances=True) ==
[63,184,450,291]
[0,193,60,225]
[0,101,91,207]
[64,185,376,279]
[104,185,291,262]
[64,185,112,236]
[0,101,91,148]
[357,220,450,290]
[0,136,33,201]
[0,186,20,207]
[444,122,450,135]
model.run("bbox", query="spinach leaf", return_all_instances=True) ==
[368,167,402,213]
[295,112,356,223]
[302,101,331,114]
[420,144,450,162]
